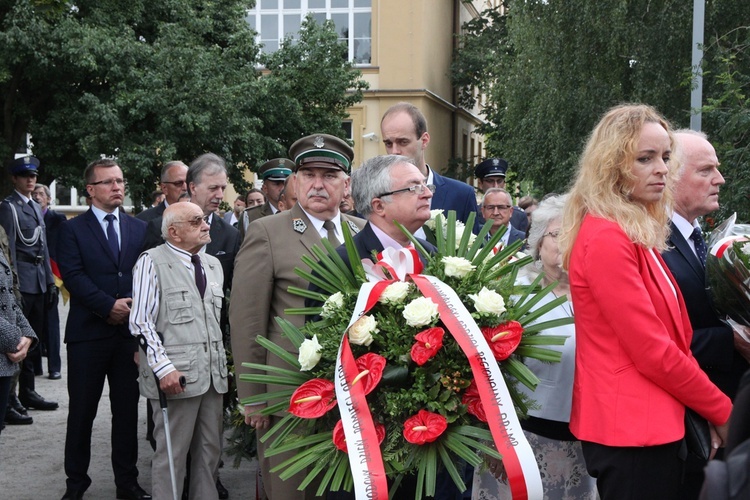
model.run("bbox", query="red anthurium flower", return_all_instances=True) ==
[333,419,386,453]
[410,327,445,366]
[403,409,448,445]
[353,353,387,395]
[288,378,336,418]
[462,380,487,422]
[481,321,523,361]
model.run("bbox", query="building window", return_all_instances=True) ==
[248,0,372,64]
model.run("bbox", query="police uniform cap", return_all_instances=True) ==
[474,158,508,179]
[8,156,40,176]
[259,158,294,181]
[288,133,354,174]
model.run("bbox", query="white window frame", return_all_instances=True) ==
[248,0,372,65]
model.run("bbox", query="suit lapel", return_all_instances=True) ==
[430,170,446,210]
[289,205,322,255]
[84,209,118,265]
[642,246,685,345]
[207,218,223,255]
[668,221,704,282]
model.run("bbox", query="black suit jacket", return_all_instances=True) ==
[58,209,147,343]
[662,221,749,399]
[43,209,67,261]
[135,200,166,222]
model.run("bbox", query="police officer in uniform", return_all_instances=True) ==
[237,158,294,241]
[0,156,58,421]
[474,158,529,234]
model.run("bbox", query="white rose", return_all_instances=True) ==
[379,281,413,304]
[298,335,322,371]
[403,296,439,327]
[442,256,475,278]
[468,287,506,315]
[348,315,378,346]
[425,210,445,230]
[321,292,344,318]
[742,242,750,256]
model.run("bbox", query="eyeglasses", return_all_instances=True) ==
[543,230,561,239]
[89,178,126,187]
[483,204,512,212]
[162,180,186,187]
[378,183,436,198]
[173,214,210,227]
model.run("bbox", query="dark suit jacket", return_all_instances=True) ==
[0,192,54,294]
[662,221,749,399]
[238,201,275,241]
[57,209,147,343]
[43,209,67,261]
[135,200,166,222]
[430,169,479,231]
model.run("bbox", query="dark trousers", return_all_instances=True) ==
[19,292,44,390]
[0,375,11,434]
[582,440,683,500]
[64,335,141,493]
[43,291,61,373]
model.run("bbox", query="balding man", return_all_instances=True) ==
[662,130,750,499]
[480,188,526,248]
[137,161,188,222]
[131,202,227,500]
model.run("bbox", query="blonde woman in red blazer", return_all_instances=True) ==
[559,104,732,500]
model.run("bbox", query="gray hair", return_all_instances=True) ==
[482,187,512,205]
[673,129,709,177]
[527,193,568,260]
[34,183,51,199]
[161,206,180,241]
[160,161,188,182]
[352,155,413,219]
[186,153,227,196]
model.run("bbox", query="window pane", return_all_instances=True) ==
[261,40,279,54]
[284,14,301,37]
[283,0,300,8]
[341,121,353,140]
[260,0,278,9]
[353,38,370,64]
[311,12,326,24]
[308,0,325,7]
[353,12,370,37]
[331,0,348,8]
[354,0,371,7]
[331,13,349,40]
[261,15,278,39]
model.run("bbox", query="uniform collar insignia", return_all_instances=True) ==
[346,220,360,234]
[293,218,307,234]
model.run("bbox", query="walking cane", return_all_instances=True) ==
[138,335,186,500]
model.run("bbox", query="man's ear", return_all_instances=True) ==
[371,197,386,216]
[420,131,430,150]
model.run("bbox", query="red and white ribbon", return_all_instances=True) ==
[711,235,750,259]
[335,246,541,499]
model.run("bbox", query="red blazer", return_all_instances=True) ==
[568,215,732,446]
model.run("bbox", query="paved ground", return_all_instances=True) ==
[0,300,258,500]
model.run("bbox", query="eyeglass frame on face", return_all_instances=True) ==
[172,214,210,228]
[543,229,561,239]
[88,178,127,187]
[378,183,436,198]
[162,180,186,187]
[483,204,512,212]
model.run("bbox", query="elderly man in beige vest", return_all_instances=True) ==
[130,202,228,500]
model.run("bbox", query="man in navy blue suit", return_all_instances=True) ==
[57,159,150,500]
[480,188,526,249]
[661,130,750,500]
[380,102,479,232]
[474,157,529,234]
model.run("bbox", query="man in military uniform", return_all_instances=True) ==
[474,157,529,234]
[237,158,294,241]
[230,134,365,499]
[0,156,58,421]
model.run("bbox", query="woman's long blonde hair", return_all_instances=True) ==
[560,104,677,269]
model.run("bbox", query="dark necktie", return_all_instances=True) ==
[28,200,39,222]
[691,227,707,267]
[323,220,341,247]
[191,254,206,298]
[104,213,119,261]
